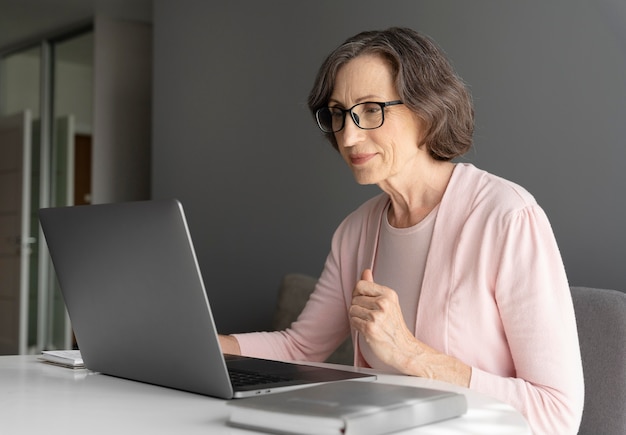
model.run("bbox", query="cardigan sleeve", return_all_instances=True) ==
[469,204,584,434]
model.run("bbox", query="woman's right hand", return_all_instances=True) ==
[218,334,241,355]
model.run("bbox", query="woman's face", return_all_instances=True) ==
[330,54,427,186]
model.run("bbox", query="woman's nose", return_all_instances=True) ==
[338,115,366,148]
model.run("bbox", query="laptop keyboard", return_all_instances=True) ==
[229,368,293,387]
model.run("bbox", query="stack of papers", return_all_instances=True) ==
[40,350,85,369]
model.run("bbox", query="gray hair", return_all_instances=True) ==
[308,27,474,160]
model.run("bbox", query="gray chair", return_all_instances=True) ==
[570,286,626,435]
[272,273,353,365]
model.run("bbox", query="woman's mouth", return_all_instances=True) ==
[349,153,376,166]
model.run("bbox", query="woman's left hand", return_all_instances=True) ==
[350,269,471,387]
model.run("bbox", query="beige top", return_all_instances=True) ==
[359,202,438,373]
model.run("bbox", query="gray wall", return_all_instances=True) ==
[92,16,152,205]
[152,0,626,333]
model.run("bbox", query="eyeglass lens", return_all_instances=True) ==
[317,102,386,133]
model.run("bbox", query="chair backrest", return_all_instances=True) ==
[272,273,319,331]
[570,286,626,435]
[272,273,353,365]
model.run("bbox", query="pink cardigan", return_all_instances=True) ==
[235,163,584,434]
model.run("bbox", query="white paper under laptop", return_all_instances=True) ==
[39,199,374,399]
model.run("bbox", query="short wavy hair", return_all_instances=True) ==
[307,27,474,161]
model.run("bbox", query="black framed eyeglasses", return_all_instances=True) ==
[315,100,403,133]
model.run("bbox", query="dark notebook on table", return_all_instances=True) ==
[39,199,374,399]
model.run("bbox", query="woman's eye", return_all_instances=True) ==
[329,109,344,118]
[363,104,381,114]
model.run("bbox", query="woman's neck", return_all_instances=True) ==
[381,161,455,228]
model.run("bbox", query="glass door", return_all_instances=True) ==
[0,46,40,354]
[47,31,93,351]
[0,28,93,354]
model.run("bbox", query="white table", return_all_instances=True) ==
[1,355,530,434]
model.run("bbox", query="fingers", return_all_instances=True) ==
[361,268,374,283]
[353,269,383,297]
[351,269,397,320]
[350,270,404,328]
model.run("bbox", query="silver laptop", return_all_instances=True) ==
[38,199,374,399]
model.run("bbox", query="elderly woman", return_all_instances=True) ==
[220,27,584,434]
